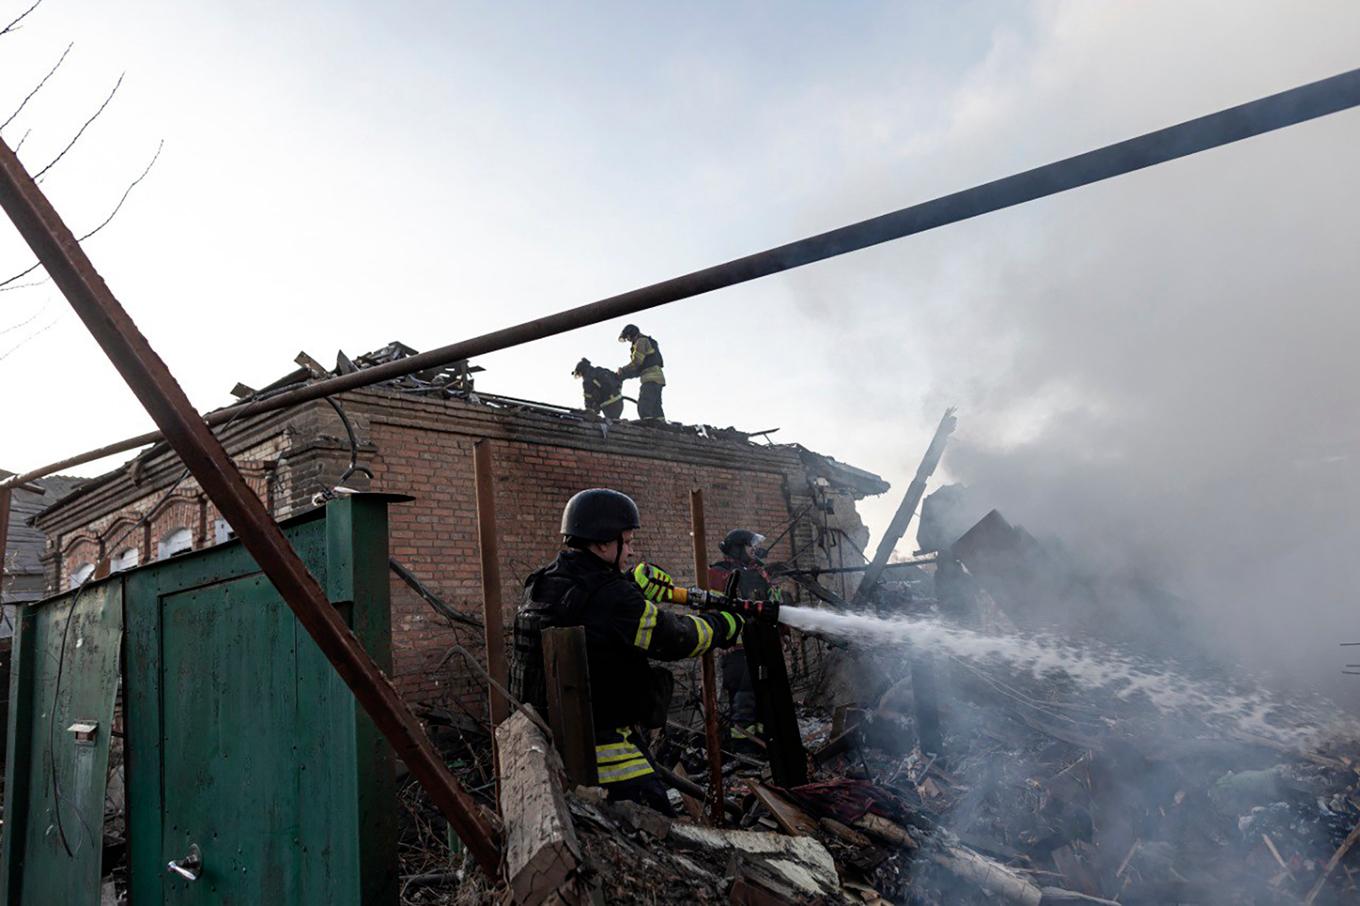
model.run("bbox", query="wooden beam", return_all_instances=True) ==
[497,707,582,906]
[541,627,597,787]
[853,409,956,606]
[474,440,509,728]
[741,620,808,787]
[689,488,724,825]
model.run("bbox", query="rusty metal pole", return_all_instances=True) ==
[0,138,502,875]
[689,488,724,825]
[9,67,1360,492]
[473,440,509,728]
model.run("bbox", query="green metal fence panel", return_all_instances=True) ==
[1,495,401,906]
[1,580,123,906]
[123,495,399,906]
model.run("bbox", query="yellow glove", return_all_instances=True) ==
[633,562,675,602]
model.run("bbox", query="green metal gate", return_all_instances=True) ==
[2,494,400,905]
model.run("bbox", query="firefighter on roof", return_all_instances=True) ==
[572,357,624,419]
[616,324,665,420]
[510,488,743,813]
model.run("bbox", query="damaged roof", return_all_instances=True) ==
[32,341,888,521]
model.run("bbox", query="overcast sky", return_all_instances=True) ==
[2,3,1358,686]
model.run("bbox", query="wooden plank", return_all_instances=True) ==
[671,764,705,821]
[497,708,582,906]
[689,488,725,825]
[541,627,598,787]
[910,654,943,756]
[742,621,808,787]
[750,783,819,837]
[474,440,510,728]
[1305,815,1360,904]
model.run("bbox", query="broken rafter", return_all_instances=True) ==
[853,408,956,606]
[8,67,1360,489]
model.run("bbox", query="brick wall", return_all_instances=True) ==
[36,389,882,716]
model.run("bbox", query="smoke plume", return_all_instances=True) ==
[786,4,1360,696]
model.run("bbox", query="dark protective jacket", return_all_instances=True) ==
[511,549,739,737]
[707,557,780,603]
[618,335,665,385]
[708,557,781,738]
[579,365,624,414]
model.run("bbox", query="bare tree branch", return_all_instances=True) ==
[32,71,124,182]
[0,139,163,288]
[2,41,73,131]
[0,0,42,38]
[77,139,162,237]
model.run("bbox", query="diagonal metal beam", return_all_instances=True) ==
[5,66,1360,490]
[0,137,503,874]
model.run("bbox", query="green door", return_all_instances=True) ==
[125,495,399,906]
[160,575,307,902]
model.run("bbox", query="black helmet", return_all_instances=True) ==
[619,324,640,342]
[720,528,766,559]
[572,357,592,377]
[561,488,641,542]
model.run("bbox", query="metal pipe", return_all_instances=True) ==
[689,488,725,826]
[0,136,504,875]
[473,440,509,728]
[8,66,1359,489]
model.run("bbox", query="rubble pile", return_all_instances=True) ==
[485,646,1360,905]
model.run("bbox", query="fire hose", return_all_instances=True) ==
[632,562,781,624]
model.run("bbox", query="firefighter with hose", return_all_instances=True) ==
[510,489,743,812]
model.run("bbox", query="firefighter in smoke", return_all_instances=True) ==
[510,489,743,813]
[708,528,781,755]
[616,324,665,420]
[572,357,624,419]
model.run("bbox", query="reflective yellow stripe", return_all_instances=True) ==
[686,614,714,656]
[720,611,738,640]
[633,601,658,649]
[595,742,644,763]
[597,758,655,783]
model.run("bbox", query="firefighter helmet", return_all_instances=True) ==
[561,488,641,543]
[572,357,592,377]
[618,324,640,342]
[720,528,766,559]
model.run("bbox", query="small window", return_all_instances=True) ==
[111,547,140,572]
[69,562,95,589]
[157,528,193,560]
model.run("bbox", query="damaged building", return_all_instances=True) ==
[29,343,887,705]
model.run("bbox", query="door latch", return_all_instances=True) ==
[167,843,202,881]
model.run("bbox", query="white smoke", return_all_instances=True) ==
[783,4,1360,697]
